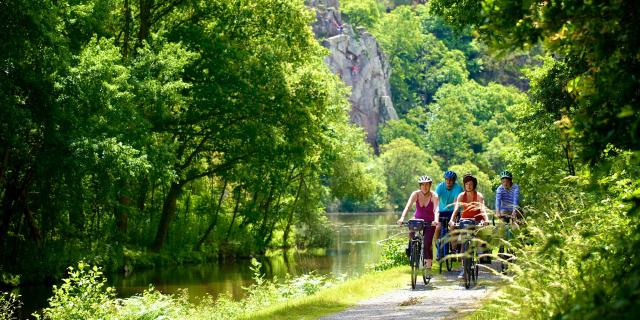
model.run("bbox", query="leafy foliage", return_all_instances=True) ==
[340,0,384,29]
[372,5,468,115]
[0,0,381,284]
[0,291,22,320]
[371,236,407,271]
[430,0,640,163]
[38,260,343,320]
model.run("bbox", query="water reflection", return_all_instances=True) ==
[112,212,398,301]
[17,211,399,317]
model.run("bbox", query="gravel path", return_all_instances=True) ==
[320,263,504,320]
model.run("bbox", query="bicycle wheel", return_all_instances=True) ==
[463,241,471,289]
[473,254,478,285]
[437,239,445,274]
[444,240,453,271]
[411,240,419,289]
[422,257,431,285]
[498,245,506,273]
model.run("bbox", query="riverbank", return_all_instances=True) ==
[15,263,409,320]
[243,266,408,320]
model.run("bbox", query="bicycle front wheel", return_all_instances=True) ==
[443,241,453,272]
[411,241,419,289]
[463,241,472,289]
[498,245,506,273]
[423,263,431,285]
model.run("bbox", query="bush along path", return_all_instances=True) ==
[321,262,504,320]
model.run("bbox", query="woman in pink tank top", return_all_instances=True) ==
[397,176,440,271]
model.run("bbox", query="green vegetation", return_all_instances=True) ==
[4,0,639,319]
[0,291,22,320]
[0,0,379,283]
[429,0,640,318]
[23,261,404,319]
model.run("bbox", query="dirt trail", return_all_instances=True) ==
[320,263,504,320]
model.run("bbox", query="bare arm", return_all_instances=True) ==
[449,193,464,226]
[397,191,417,225]
[432,192,440,225]
[477,192,489,223]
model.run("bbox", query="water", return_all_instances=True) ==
[111,211,399,300]
[13,211,399,317]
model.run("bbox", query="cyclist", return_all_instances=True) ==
[397,176,440,271]
[449,173,489,277]
[434,170,463,245]
[495,170,520,222]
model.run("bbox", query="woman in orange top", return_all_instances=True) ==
[448,173,488,227]
[448,173,489,278]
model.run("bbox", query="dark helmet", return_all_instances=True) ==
[500,170,513,180]
[462,173,478,189]
[443,170,457,180]
[417,175,433,184]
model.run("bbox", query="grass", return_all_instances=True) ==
[242,266,409,320]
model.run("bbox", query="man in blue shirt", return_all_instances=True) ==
[495,170,520,221]
[434,170,463,246]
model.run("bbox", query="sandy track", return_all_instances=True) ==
[320,264,504,320]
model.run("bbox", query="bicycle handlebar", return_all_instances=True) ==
[400,221,439,226]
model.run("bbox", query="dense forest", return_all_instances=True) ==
[2,0,640,319]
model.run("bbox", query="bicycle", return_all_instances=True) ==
[436,215,455,273]
[497,215,516,273]
[453,220,482,289]
[404,219,433,289]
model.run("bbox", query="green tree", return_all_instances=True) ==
[340,0,383,29]
[425,81,525,168]
[379,138,440,209]
[430,0,640,162]
[372,5,468,115]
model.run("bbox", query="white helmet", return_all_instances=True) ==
[417,175,432,184]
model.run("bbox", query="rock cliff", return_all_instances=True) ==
[307,0,398,152]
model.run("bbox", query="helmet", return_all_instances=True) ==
[443,170,457,180]
[500,170,513,180]
[417,175,433,184]
[462,173,478,189]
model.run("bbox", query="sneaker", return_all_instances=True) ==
[457,270,464,279]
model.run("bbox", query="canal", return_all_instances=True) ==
[16,211,400,318]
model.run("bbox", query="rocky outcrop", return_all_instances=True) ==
[307,0,398,152]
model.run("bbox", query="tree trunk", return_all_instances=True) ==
[195,178,228,251]
[563,142,575,176]
[136,176,148,212]
[0,184,19,246]
[282,178,304,248]
[224,188,242,243]
[256,185,275,252]
[122,0,132,57]
[136,0,153,49]
[0,168,33,246]
[152,182,182,251]
[115,194,130,238]
[23,206,41,246]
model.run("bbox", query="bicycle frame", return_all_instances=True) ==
[405,219,431,289]
[454,220,481,289]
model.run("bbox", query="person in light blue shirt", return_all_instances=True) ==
[495,170,520,221]
[434,170,463,244]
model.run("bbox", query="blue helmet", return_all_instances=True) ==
[443,170,457,180]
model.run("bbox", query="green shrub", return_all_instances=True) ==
[39,259,346,319]
[41,262,116,319]
[0,291,22,320]
[372,236,407,271]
